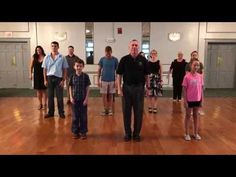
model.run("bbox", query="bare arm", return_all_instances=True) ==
[29,57,34,80]
[145,75,150,96]
[62,68,67,81]
[69,85,74,104]
[97,65,102,87]
[60,68,67,87]
[183,86,188,108]
[117,74,123,96]
[43,68,48,87]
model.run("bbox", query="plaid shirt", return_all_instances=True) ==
[69,72,91,101]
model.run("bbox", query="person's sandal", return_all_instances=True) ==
[153,108,157,113]
[38,104,43,110]
[148,107,152,113]
[42,104,47,110]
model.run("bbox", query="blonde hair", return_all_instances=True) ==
[150,49,157,54]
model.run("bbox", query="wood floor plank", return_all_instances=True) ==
[0,97,236,154]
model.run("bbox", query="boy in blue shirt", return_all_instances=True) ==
[97,46,118,116]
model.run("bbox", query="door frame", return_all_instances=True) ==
[0,38,31,88]
[0,38,30,43]
[204,39,236,88]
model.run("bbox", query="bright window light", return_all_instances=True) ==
[142,44,149,49]
[87,42,93,47]
[86,47,93,52]
[142,49,149,53]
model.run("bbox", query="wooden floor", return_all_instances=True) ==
[0,96,236,155]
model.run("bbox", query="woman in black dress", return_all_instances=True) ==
[29,46,47,110]
[147,49,163,113]
[168,51,187,102]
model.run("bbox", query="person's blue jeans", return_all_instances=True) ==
[71,100,88,134]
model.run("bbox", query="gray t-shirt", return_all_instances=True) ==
[65,54,81,78]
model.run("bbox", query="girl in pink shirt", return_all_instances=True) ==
[182,60,204,141]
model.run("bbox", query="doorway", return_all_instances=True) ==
[0,38,31,88]
[205,41,236,88]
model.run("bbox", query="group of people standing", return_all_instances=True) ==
[168,50,204,140]
[29,39,204,142]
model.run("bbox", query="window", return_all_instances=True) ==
[85,22,94,64]
[141,22,150,59]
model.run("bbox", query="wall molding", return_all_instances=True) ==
[206,22,236,33]
[0,22,30,32]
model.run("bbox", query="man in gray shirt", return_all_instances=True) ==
[65,45,81,104]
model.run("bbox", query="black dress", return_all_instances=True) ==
[33,59,47,90]
[148,60,163,97]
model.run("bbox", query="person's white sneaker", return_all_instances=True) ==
[194,134,201,140]
[184,134,191,141]
[198,110,205,116]
[108,109,113,116]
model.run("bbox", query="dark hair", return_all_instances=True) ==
[33,45,46,64]
[191,50,198,56]
[190,59,200,67]
[74,59,85,66]
[68,45,74,49]
[51,41,59,47]
[139,51,144,55]
[105,46,112,52]
[131,39,138,42]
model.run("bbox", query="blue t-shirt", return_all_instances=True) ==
[98,56,118,82]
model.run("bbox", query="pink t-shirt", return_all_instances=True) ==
[182,72,203,102]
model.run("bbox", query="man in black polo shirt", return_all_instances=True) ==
[117,39,149,142]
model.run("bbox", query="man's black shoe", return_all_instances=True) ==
[59,114,65,119]
[44,114,54,118]
[124,135,132,142]
[133,135,141,142]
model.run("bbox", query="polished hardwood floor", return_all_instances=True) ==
[0,97,236,154]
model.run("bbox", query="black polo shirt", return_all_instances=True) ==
[116,54,149,85]
[170,59,187,79]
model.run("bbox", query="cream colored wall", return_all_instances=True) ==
[86,22,142,87]
[0,22,85,64]
[198,22,236,66]
[0,22,37,60]
[1,22,236,88]
[36,22,85,59]
[150,22,199,87]
[94,22,142,62]
[0,22,86,88]
[150,22,236,88]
